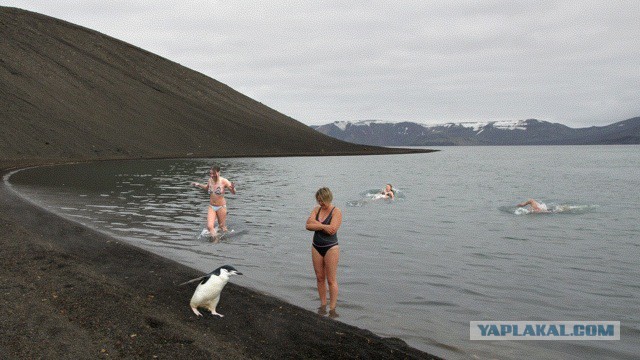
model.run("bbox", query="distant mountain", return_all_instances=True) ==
[311,117,640,146]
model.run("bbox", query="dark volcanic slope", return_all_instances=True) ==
[0,7,429,163]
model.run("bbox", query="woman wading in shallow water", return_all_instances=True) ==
[306,187,342,317]
[192,165,236,241]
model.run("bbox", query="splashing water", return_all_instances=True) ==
[548,203,599,214]
[346,188,405,207]
[501,202,598,215]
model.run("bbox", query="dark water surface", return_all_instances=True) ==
[7,146,640,359]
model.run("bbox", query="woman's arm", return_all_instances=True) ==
[223,178,236,194]
[306,207,323,231]
[191,181,209,191]
[306,207,342,234]
[323,208,342,235]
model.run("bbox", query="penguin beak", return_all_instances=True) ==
[232,271,243,276]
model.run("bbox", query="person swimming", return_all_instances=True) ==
[517,199,549,213]
[381,183,395,200]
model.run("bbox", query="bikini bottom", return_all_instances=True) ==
[210,204,226,212]
[313,243,338,257]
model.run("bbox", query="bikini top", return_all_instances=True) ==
[208,181,223,195]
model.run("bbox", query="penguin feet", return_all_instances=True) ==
[210,310,224,318]
[191,307,203,317]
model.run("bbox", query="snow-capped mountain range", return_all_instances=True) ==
[311,117,640,146]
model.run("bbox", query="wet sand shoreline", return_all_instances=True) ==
[0,162,442,359]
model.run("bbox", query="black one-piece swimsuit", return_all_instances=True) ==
[312,207,338,257]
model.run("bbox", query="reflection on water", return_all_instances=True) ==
[7,146,640,360]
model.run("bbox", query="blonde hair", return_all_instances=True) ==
[315,187,333,203]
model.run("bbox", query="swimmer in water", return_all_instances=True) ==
[192,165,236,241]
[517,199,549,213]
[381,183,395,200]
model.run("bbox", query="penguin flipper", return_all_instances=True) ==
[179,276,207,286]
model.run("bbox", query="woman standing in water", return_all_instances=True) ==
[306,187,342,316]
[192,165,236,241]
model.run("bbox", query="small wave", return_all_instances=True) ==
[197,227,246,242]
[360,188,406,199]
[197,228,212,239]
[502,236,530,241]
[346,200,369,207]
[549,204,598,214]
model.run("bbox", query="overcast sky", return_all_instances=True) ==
[4,1,639,127]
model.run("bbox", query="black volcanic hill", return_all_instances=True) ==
[1,7,428,164]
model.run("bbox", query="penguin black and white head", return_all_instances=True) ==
[182,265,242,317]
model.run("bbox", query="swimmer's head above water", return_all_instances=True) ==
[382,184,395,199]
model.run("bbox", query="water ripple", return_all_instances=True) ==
[7,149,640,360]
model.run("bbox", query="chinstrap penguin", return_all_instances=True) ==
[181,265,242,317]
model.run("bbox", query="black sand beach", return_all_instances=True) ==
[1,164,441,359]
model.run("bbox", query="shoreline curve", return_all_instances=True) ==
[0,161,443,359]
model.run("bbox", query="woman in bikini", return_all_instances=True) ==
[305,187,342,315]
[192,165,236,241]
[381,183,395,200]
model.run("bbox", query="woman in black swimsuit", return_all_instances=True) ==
[305,187,342,314]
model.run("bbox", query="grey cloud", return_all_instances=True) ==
[4,0,638,126]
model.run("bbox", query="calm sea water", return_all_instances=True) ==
[7,146,640,360]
